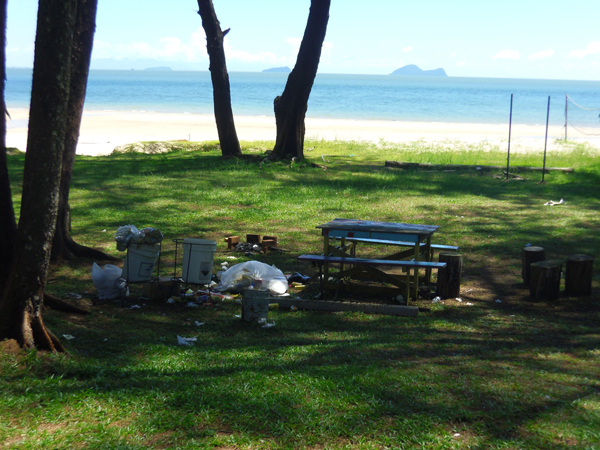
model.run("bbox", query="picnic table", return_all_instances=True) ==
[298,219,453,304]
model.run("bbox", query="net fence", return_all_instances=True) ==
[566,95,600,136]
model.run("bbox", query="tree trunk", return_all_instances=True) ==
[271,0,330,160]
[522,246,545,285]
[0,0,16,293]
[530,259,563,301]
[197,0,242,158]
[51,0,116,262]
[0,0,76,351]
[565,254,594,296]
[436,252,463,299]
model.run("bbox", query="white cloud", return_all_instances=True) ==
[224,41,284,64]
[456,61,465,66]
[528,49,554,61]
[569,41,600,58]
[493,49,519,60]
[402,46,412,53]
[92,28,208,62]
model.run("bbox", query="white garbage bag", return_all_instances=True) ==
[91,262,126,299]
[214,261,288,294]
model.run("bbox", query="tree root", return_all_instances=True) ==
[44,292,89,315]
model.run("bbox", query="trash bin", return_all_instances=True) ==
[181,238,217,284]
[242,289,271,323]
[122,243,161,282]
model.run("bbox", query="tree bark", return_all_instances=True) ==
[530,259,563,301]
[197,0,242,158]
[565,254,594,296]
[522,246,545,285]
[0,0,76,351]
[51,0,116,262]
[271,0,330,160]
[0,0,16,293]
[436,252,463,299]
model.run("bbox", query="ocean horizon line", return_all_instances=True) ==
[6,66,600,84]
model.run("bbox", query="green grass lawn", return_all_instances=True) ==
[1,139,599,449]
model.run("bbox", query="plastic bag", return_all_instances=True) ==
[115,225,164,250]
[214,261,288,294]
[91,262,126,299]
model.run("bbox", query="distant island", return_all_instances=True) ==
[390,64,447,77]
[144,66,173,71]
[262,66,291,73]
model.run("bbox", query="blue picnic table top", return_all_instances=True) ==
[316,218,439,243]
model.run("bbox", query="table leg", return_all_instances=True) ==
[412,240,421,300]
[323,236,330,289]
[424,235,432,287]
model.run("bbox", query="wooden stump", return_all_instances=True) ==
[436,252,462,299]
[565,254,594,296]
[522,246,545,285]
[530,259,562,301]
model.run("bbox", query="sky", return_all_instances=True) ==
[6,0,600,80]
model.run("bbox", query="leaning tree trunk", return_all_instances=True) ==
[271,0,330,160]
[197,0,242,158]
[51,0,116,262]
[0,0,17,293]
[0,0,77,352]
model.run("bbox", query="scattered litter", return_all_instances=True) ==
[544,198,564,206]
[103,338,108,342]
[432,296,441,303]
[396,295,404,303]
[262,322,276,328]
[130,304,141,309]
[288,272,310,283]
[195,321,204,326]
[62,334,75,340]
[66,292,82,299]
[525,243,532,247]
[167,298,175,304]
[495,299,502,303]
[456,298,463,302]
[226,256,238,260]
[290,305,298,311]
[510,315,515,317]
[177,335,197,346]
[466,302,474,306]
[454,433,461,437]
[187,302,199,308]
[464,289,473,293]
[102,229,107,232]
[321,155,326,162]
[234,314,241,318]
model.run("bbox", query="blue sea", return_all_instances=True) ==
[6,68,600,131]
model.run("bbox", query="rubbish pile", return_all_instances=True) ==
[115,224,164,251]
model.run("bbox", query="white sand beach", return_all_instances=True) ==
[6,107,599,156]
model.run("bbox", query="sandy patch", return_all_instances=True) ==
[7,107,600,156]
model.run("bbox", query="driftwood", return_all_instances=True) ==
[385,161,574,173]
